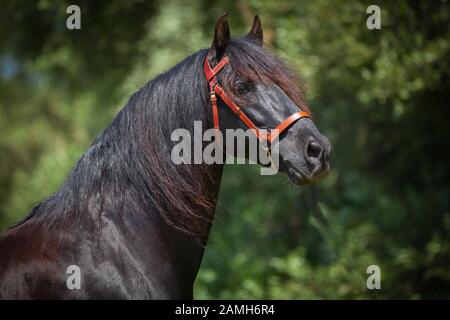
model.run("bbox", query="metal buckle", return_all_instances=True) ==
[210,89,217,103]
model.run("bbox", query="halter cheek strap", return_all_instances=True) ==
[204,55,310,144]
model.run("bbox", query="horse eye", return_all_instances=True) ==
[235,81,250,95]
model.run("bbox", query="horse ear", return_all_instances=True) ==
[209,13,230,61]
[246,15,263,45]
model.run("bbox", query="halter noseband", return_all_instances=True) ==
[203,55,311,144]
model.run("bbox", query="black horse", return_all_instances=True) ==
[0,14,330,299]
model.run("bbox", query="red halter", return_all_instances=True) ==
[204,55,311,144]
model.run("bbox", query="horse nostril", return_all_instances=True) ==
[306,141,323,161]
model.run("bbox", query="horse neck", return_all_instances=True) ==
[157,162,223,294]
[135,135,224,297]
[117,53,224,291]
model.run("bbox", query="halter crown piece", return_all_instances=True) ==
[203,54,311,145]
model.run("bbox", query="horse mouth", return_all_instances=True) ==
[285,166,309,185]
[283,162,329,186]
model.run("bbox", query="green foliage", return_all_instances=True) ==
[1,0,449,298]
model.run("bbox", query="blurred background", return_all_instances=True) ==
[0,0,449,298]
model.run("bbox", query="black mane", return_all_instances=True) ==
[15,49,215,235]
